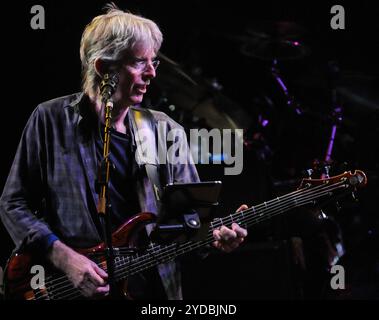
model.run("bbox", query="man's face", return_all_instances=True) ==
[114,42,159,107]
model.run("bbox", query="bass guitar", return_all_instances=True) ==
[3,170,367,300]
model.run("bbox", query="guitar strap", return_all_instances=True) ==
[128,107,183,300]
[128,107,162,213]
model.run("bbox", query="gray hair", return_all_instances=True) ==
[80,4,163,98]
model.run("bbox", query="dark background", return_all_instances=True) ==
[1,0,378,299]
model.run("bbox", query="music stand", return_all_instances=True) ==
[150,181,222,244]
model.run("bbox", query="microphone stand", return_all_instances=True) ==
[96,73,119,298]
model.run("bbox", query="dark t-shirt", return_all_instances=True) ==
[95,124,166,299]
[95,125,140,227]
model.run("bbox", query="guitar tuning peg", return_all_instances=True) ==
[306,169,313,178]
[323,165,331,178]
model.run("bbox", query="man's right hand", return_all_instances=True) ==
[47,240,109,298]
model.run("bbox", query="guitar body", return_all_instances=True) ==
[4,212,156,300]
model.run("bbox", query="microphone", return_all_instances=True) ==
[100,73,119,102]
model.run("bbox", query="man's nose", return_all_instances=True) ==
[143,62,157,78]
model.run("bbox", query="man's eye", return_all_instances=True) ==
[134,59,145,67]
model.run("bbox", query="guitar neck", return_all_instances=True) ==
[113,178,348,281]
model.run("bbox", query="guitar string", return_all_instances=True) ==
[34,181,347,299]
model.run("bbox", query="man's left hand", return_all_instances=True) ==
[212,204,248,253]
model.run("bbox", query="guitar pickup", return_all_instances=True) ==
[89,246,139,258]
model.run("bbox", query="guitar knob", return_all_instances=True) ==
[335,201,342,212]
[188,219,199,227]
[318,209,328,220]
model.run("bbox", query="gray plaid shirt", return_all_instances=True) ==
[0,92,200,299]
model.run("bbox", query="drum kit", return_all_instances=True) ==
[145,20,378,298]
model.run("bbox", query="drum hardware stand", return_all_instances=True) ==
[271,59,304,116]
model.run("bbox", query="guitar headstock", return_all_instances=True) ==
[298,170,367,190]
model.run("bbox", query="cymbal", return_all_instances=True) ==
[246,21,307,40]
[241,39,310,61]
[152,52,252,131]
[153,52,204,111]
[209,21,306,45]
[157,52,198,86]
[192,94,252,131]
[211,21,309,61]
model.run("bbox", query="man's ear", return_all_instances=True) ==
[94,58,105,77]
[94,57,118,77]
